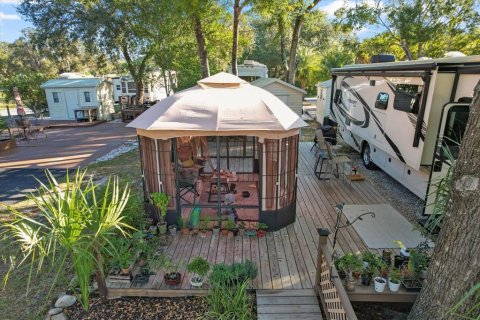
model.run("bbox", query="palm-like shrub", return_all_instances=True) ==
[1,169,133,309]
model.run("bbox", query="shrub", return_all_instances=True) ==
[187,257,210,277]
[209,260,258,287]
[201,280,252,320]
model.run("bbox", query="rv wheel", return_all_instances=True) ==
[362,143,378,170]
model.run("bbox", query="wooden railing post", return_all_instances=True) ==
[315,228,330,293]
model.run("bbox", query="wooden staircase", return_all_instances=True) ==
[256,289,323,320]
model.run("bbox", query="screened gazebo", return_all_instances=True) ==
[128,72,307,231]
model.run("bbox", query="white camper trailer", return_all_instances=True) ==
[112,71,175,103]
[329,55,480,214]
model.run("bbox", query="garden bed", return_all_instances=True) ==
[64,296,208,320]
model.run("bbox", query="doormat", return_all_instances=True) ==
[342,204,427,249]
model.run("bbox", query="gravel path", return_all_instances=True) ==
[91,140,139,164]
[338,145,425,224]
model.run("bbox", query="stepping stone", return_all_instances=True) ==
[55,295,76,308]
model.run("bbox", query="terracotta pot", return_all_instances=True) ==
[164,272,182,286]
[120,268,130,275]
[256,230,266,237]
[181,227,190,235]
[221,229,229,236]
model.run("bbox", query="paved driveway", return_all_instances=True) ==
[0,122,136,169]
[0,122,136,202]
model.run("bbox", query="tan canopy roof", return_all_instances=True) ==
[127,72,308,139]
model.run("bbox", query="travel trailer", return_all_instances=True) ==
[329,55,480,214]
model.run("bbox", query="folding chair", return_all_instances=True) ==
[325,141,352,186]
[314,137,329,180]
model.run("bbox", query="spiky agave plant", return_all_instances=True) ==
[0,169,133,309]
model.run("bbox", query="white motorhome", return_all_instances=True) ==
[329,55,480,214]
[112,71,176,103]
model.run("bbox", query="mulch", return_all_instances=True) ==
[352,302,411,320]
[64,296,207,320]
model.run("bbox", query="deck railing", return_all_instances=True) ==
[315,228,358,320]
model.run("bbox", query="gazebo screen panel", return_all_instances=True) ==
[139,136,176,209]
[262,139,279,210]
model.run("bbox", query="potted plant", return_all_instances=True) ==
[336,252,362,291]
[221,220,230,236]
[374,276,387,292]
[198,220,208,238]
[178,216,190,235]
[388,268,402,292]
[226,220,238,236]
[110,237,136,275]
[361,251,377,269]
[132,230,149,267]
[187,257,210,287]
[150,192,170,235]
[256,222,268,237]
[168,224,177,236]
[159,254,182,287]
[237,222,246,236]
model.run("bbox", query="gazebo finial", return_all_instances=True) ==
[197,72,247,88]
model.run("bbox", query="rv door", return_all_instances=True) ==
[424,103,470,215]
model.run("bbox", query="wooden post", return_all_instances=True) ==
[315,228,329,293]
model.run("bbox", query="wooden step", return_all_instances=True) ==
[256,289,323,320]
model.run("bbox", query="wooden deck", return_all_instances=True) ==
[108,142,406,295]
[256,289,323,320]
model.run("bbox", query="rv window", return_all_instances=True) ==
[375,92,389,110]
[393,84,422,114]
[441,105,469,159]
[127,81,137,93]
[84,92,91,103]
[52,92,59,103]
[121,82,127,93]
[116,85,121,91]
[333,89,342,104]
[144,86,149,93]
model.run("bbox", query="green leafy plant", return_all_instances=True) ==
[187,257,210,277]
[209,260,258,287]
[1,169,132,309]
[201,279,252,320]
[150,192,170,223]
[108,237,136,269]
[257,222,268,230]
[389,268,402,284]
[336,252,362,278]
[408,249,430,275]
[225,219,237,230]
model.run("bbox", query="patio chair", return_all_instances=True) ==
[178,166,200,204]
[314,137,329,180]
[325,141,352,186]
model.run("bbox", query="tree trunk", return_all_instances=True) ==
[401,40,414,60]
[278,15,288,80]
[93,245,108,303]
[287,0,320,84]
[408,81,480,319]
[287,15,303,84]
[231,0,241,76]
[194,16,210,78]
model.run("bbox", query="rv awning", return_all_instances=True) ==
[127,72,308,139]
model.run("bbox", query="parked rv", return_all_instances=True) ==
[111,71,176,103]
[329,55,480,215]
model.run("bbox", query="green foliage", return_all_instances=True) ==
[336,252,362,275]
[362,251,387,273]
[107,237,136,269]
[187,257,210,277]
[225,219,237,230]
[389,268,402,284]
[150,192,170,223]
[201,279,252,320]
[446,283,480,320]
[209,261,258,287]
[257,222,268,230]
[1,169,133,309]
[334,0,480,59]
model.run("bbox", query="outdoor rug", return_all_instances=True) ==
[342,204,427,249]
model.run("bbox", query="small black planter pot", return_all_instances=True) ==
[232,228,239,236]
[394,255,404,268]
[361,273,373,286]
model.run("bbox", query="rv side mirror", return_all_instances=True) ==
[375,92,389,110]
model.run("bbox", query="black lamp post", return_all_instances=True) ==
[330,203,376,279]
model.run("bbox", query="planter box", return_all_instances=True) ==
[402,279,423,292]
[0,139,16,153]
